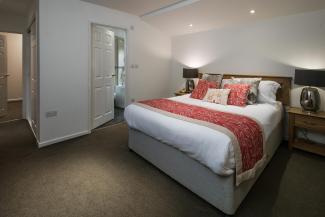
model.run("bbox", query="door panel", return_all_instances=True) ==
[103,50,111,76]
[94,87,104,117]
[94,47,102,78]
[92,25,115,129]
[0,35,7,117]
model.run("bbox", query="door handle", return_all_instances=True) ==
[0,74,9,79]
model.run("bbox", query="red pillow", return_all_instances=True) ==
[208,82,217,89]
[190,79,217,100]
[224,83,250,106]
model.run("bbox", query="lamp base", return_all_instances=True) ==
[300,87,320,112]
[185,79,195,93]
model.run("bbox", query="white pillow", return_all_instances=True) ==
[257,80,281,104]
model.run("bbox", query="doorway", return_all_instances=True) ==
[90,24,127,130]
[0,32,23,124]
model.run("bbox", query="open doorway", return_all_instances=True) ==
[0,32,23,124]
[90,24,127,130]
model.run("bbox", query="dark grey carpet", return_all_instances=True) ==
[0,101,22,123]
[0,120,324,217]
[96,107,125,129]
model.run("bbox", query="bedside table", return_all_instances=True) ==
[287,107,325,156]
[174,89,190,96]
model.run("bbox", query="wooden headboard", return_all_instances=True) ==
[199,73,292,106]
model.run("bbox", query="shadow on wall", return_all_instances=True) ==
[170,56,296,95]
[128,54,171,102]
[171,9,325,99]
[199,54,295,76]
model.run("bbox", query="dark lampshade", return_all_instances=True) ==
[183,68,198,79]
[295,69,325,87]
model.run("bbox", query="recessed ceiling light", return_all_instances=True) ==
[189,24,193,27]
[250,9,255,14]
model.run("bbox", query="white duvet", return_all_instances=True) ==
[124,94,283,176]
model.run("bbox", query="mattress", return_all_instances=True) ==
[124,94,283,176]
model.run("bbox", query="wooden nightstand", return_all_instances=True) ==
[287,107,325,156]
[174,89,190,96]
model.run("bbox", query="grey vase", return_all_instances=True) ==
[300,87,320,112]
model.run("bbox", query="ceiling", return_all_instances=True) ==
[84,0,325,36]
[0,0,34,16]
[82,0,181,16]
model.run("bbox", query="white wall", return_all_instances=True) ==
[171,9,325,110]
[0,33,23,101]
[0,12,27,34]
[38,0,171,146]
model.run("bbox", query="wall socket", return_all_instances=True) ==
[46,111,58,118]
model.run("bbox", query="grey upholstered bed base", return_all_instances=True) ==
[128,123,283,215]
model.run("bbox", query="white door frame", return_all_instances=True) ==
[29,19,40,138]
[88,22,129,131]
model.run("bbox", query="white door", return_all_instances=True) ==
[91,25,115,129]
[0,35,8,117]
[30,21,39,135]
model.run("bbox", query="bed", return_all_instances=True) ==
[125,74,292,215]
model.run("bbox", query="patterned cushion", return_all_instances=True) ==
[224,83,251,106]
[190,80,217,100]
[202,74,223,88]
[203,89,231,105]
[231,77,262,104]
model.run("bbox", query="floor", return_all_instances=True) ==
[0,120,324,217]
[96,107,125,129]
[0,101,22,123]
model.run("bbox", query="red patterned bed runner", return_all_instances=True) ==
[137,98,265,185]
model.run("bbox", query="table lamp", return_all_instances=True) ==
[295,69,325,112]
[183,68,198,93]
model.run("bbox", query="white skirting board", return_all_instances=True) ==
[26,118,90,148]
[38,130,90,148]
